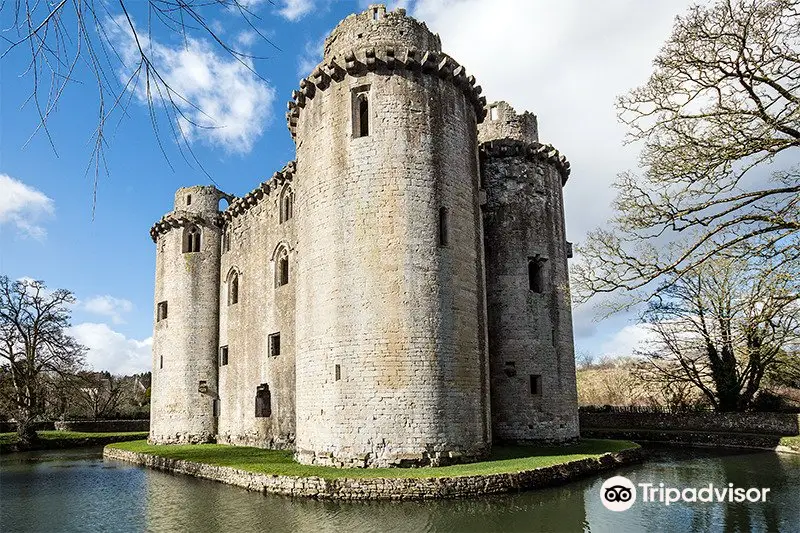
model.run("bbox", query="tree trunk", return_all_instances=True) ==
[15,415,39,449]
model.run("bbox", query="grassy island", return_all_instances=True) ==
[107,438,638,480]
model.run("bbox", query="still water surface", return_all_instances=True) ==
[1,447,799,533]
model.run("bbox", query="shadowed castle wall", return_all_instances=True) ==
[478,103,579,443]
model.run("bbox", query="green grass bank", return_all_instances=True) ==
[1,431,149,454]
[108,438,637,480]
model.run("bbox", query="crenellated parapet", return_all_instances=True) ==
[286,48,486,139]
[149,211,224,243]
[479,139,571,185]
[221,161,296,222]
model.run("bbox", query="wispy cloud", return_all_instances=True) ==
[70,322,152,375]
[106,16,275,154]
[296,32,327,78]
[0,174,54,239]
[277,0,314,21]
[83,295,134,325]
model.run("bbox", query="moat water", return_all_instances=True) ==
[1,446,799,532]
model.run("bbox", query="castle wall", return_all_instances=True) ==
[217,177,296,448]
[150,186,223,444]
[479,106,579,443]
[292,29,490,466]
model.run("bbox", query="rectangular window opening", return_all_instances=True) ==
[157,301,168,321]
[504,361,516,377]
[489,106,499,121]
[219,345,229,366]
[159,355,163,369]
[255,384,272,417]
[352,86,371,138]
[269,333,281,357]
[213,399,220,417]
[528,257,545,293]
[438,207,449,247]
[335,364,341,381]
[186,194,192,206]
[530,374,542,395]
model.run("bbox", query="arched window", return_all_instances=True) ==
[255,384,271,417]
[275,247,289,287]
[528,256,545,293]
[228,270,239,305]
[280,188,294,223]
[182,225,201,253]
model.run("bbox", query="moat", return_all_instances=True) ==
[2,447,799,532]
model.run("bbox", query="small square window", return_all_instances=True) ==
[530,374,542,395]
[157,301,168,321]
[268,333,281,357]
[219,346,229,366]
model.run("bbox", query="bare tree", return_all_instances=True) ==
[0,277,86,445]
[574,0,800,304]
[0,1,277,204]
[635,257,800,411]
[77,371,124,419]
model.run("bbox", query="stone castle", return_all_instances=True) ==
[149,5,579,467]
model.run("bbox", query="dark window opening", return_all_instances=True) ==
[269,333,281,357]
[222,229,231,253]
[156,301,168,321]
[198,380,208,393]
[335,364,341,381]
[280,190,294,223]
[213,399,220,417]
[530,374,542,395]
[159,355,163,369]
[504,361,516,377]
[186,194,192,206]
[183,225,201,253]
[438,207,449,247]
[372,8,379,19]
[255,384,272,417]
[276,250,289,287]
[219,345,229,366]
[228,271,239,305]
[528,257,545,293]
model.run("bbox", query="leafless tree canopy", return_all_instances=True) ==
[574,0,800,304]
[635,257,800,411]
[0,276,86,443]
[0,0,275,203]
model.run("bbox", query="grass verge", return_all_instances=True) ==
[780,435,800,452]
[1,431,149,452]
[107,438,638,480]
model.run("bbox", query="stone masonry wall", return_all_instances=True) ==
[150,186,223,444]
[293,9,490,467]
[580,411,800,436]
[217,173,296,449]
[479,104,578,443]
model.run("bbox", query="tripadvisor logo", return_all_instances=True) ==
[600,476,770,512]
[601,476,636,511]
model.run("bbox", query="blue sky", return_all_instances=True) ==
[0,0,699,374]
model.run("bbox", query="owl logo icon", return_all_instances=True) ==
[601,476,636,511]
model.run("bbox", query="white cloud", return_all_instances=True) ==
[596,323,658,359]
[277,0,314,21]
[0,174,54,239]
[83,295,134,324]
[297,33,326,78]
[70,323,152,375]
[408,0,697,345]
[106,17,275,154]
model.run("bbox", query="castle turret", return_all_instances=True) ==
[478,102,579,443]
[288,5,491,467]
[149,185,227,443]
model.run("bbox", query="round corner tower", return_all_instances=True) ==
[288,5,491,467]
[149,185,226,444]
[478,102,579,443]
